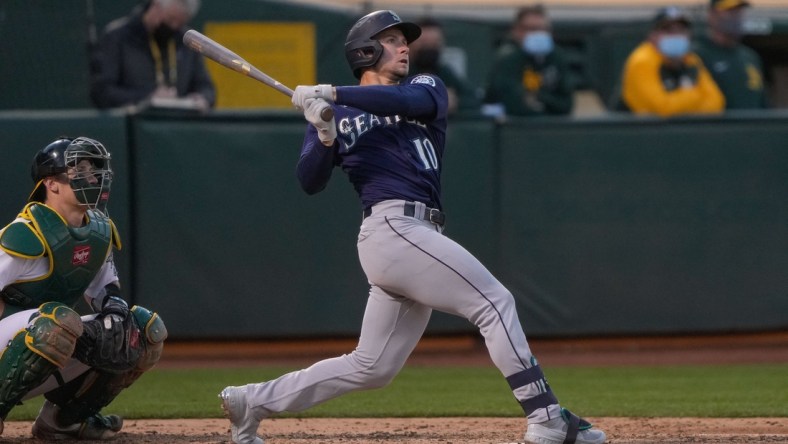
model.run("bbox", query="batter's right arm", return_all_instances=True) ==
[336,75,448,119]
[296,128,336,195]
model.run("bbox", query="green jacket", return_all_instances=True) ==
[694,36,767,110]
[484,42,574,116]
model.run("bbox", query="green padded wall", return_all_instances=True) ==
[129,112,363,337]
[2,110,787,338]
[497,113,788,336]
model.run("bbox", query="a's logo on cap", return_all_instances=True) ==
[389,11,401,23]
[72,245,91,265]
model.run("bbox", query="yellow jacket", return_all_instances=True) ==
[622,41,724,117]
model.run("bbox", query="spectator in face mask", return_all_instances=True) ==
[409,18,481,114]
[90,0,216,111]
[695,0,767,109]
[482,4,574,117]
[620,6,724,117]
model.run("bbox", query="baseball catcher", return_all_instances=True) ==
[0,137,167,439]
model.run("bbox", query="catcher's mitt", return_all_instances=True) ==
[74,311,144,374]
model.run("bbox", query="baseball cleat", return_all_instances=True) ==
[220,385,264,444]
[524,408,605,444]
[32,400,122,440]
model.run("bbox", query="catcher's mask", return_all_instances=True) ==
[345,10,421,79]
[29,136,113,213]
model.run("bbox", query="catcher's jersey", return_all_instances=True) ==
[0,203,119,318]
[297,74,449,210]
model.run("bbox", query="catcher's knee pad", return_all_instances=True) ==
[29,302,84,366]
[0,303,82,418]
[130,305,167,371]
[46,305,166,428]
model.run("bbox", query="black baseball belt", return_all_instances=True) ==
[363,202,445,227]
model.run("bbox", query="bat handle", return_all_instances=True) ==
[320,107,334,122]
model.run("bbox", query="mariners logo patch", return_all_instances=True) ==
[411,75,436,87]
[72,245,91,265]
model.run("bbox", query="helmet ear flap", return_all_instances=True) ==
[346,39,384,79]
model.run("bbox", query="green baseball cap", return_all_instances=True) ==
[710,0,751,11]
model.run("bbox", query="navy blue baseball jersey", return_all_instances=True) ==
[297,74,449,210]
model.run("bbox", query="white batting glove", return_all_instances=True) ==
[304,98,336,146]
[292,84,334,110]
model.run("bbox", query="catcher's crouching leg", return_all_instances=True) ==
[0,303,83,434]
[33,306,167,440]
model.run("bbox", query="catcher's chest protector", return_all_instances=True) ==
[2,204,114,309]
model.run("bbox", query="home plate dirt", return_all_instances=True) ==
[3,332,786,443]
[2,417,787,443]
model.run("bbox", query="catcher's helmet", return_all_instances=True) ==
[345,10,421,79]
[29,136,113,212]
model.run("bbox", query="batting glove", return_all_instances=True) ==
[292,84,334,110]
[304,98,336,146]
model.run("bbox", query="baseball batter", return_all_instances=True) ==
[220,10,605,444]
[0,137,167,440]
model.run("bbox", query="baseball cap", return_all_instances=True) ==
[710,0,751,11]
[653,6,691,29]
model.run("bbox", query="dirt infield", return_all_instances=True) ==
[3,417,788,443]
[2,331,787,443]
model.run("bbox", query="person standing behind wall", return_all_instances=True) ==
[483,4,574,118]
[695,0,768,109]
[621,7,725,117]
[409,17,481,114]
[90,0,216,111]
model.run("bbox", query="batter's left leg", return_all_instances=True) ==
[358,216,605,442]
[358,216,558,422]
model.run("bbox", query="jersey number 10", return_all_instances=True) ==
[411,138,439,171]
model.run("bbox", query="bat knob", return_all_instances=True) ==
[320,107,334,122]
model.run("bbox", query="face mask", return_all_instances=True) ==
[412,48,441,72]
[153,24,176,43]
[717,16,744,38]
[657,35,690,59]
[522,31,554,57]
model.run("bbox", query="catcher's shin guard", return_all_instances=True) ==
[44,305,167,426]
[0,302,83,419]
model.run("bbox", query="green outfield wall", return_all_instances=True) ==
[497,114,788,335]
[2,110,787,338]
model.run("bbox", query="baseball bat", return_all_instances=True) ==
[183,29,333,121]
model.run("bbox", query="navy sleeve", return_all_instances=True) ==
[296,124,337,195]
[335,75,448,120]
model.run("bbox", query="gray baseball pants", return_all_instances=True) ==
[244,200,560,423]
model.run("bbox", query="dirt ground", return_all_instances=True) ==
[2,331,787,443]
[3,417,788,443]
